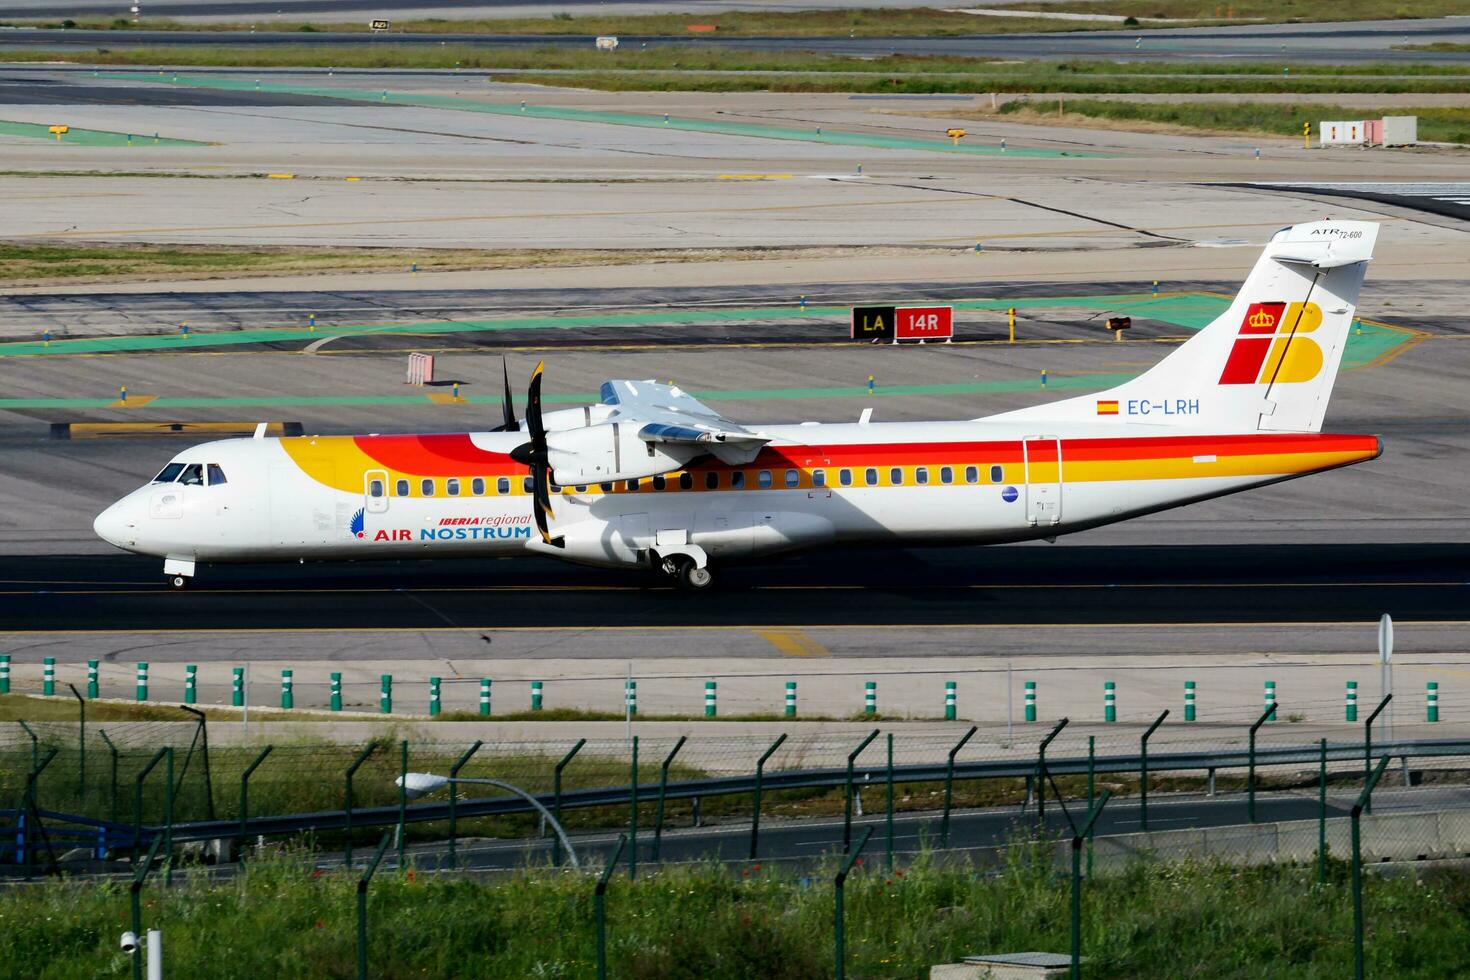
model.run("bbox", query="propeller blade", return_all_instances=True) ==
[526,360,546,444]
[498,356,519,432]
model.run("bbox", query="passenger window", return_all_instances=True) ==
[839,469,853,487]
[705,472,719,490]
[600,482,613,493]
[991,465,1004,483]
[446,478,461,497]
[628,479,640,491]
[890,468,903,486]
[865,468,878,486]
[678,473,692,491]
[550,481,562,493]
[207,464,227,486]
[152,463,185,483]
[178,464,204,486]
[523,476,534,494]
[940,466,954,485]
[497,477,510,495]
[916,467,929,485]
[396,479,409,497]
[813,470,826,488]
[965,466,979,485]
[574,485,587,493]
[758,470,773,489]
[653,475,666,491]
[368,479,385,499]
[785,468,799,488]
[731,472,745,489]
[421,479,435,497]
[471,478,486,496]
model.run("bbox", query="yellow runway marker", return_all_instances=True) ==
[425,392,466,405]
[756,628,831,658]
[105,395,157,408]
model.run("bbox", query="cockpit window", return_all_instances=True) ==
[178,464,205,486]
[207,464,227,486]
[152,463,185,483]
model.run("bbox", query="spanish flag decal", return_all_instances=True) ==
[1096,400,1120,415]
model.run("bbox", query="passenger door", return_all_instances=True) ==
[1022,437,1063,527]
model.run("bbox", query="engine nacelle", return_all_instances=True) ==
[539,404,615,433]
[548,422,697,485]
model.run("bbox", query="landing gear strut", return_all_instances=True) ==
[661,554,714,592]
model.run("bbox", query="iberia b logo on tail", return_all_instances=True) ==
[1218,301,1325,385]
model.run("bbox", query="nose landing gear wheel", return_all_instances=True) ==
[168,575,190,590]
[663,555,714,592]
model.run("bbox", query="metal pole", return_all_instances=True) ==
[357,831,392,980]
[69,683,85,805]
[99,729,119,825]
[835,827,875,980]
[885,732,894,872]
[596,835,629,980]
[844,729,880,850]
[133,747,168,863]
[18,719,38,772]
[164,747,173,887]
[553,738,587,867]
[1248,702,1277,824]
[447,740,482,870]
[1363,695,1391,814]
[21,748,58,880]
[1036,718,1069,832]
[130,834,165,980]
[652,735,687,863]
[1352,755,1391,980]
[940,726,977,849]
[1139,710,1168,832]
[344,742,379,869]
[238,746,273,860]
[1071,791,1111,980]
[178,705,215,821]
[397,741,408,869]
[750,733,787,860]
[1087,735,1096,877]
[628,735,638,880]
[1318,737,1327,886]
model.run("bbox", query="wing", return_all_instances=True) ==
[599,380,768,458]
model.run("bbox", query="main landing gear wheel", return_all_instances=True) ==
[168,575,190,590]
[663,555,714,592]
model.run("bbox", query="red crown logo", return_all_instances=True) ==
[1248,310,1275,329]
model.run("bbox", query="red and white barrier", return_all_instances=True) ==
[406,352,434,386]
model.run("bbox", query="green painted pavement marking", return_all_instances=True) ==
[100,72,1101,158]
[0,292,1403,371]
[0,119,205,147]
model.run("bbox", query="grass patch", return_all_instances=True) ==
[1008,0,1468,19]
[5,852,1470,977]
[997,98,1470,143]
[0,242,907,287]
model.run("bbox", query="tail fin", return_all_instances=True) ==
[992,220,1378,433]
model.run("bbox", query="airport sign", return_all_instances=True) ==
[369,19,391,32]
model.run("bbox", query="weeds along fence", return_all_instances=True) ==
[4,706,1470,876]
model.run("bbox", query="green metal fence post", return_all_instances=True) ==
[885,732,895,872]
[331,672,342,712]
[1071,791,1113,980]
[628,735,639,879]
[1036,718,1069,832]
[238,745,273,859]
[1087,735,1096,876]
[553,738,587,867]
[164,747,174,887]
[344,741,379,868]
[944,680,957,720]
[0,653,9,693]
[1139,710,1168,832]
[844,729,880,850]
[595,835,629,980]
[1024,680,1037,722]
[531,679,543,711]
[132,747,168,863]
[87,660,99,699]
[99,729,119,825]
[1352,755,1391,980]
[480,677,491,716]
[429,677,441,717]
[18,718,38,771]
[397,741,408,868]
[785,681,797,718]
[357,831,393,980]
[941,726,977,849]
[835,827,875,980]
[20,747,58,879]
[864,680,877,715]
[1317,737,1328,886]
[1427,682,1439,722]
[1247,702,1277,823]
[135,661,148,702]
[1363,695,1391,814]
[42,656,55,696]
[1345,680,1358,722]
[69,684,85,804]
[184,664,196,705]
[379,674,392,714]
[750,733,788,860]
[1104,680,1116,722]
[232,667,244,707]
[281,670,293,710]
[447,739,483,870]
[652,735,687,863]
[1184,680,1196,722]
[704,680,716,717]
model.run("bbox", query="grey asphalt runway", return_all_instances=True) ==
[3,17,1468,63]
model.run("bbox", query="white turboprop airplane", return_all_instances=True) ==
[95,220,1382,591]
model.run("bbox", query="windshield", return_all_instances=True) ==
[152,463,186,483]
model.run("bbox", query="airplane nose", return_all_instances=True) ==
[93,500,135,548]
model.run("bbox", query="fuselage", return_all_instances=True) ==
[93,420,1382,572]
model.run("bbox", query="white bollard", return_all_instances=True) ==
[146,930,163,980]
